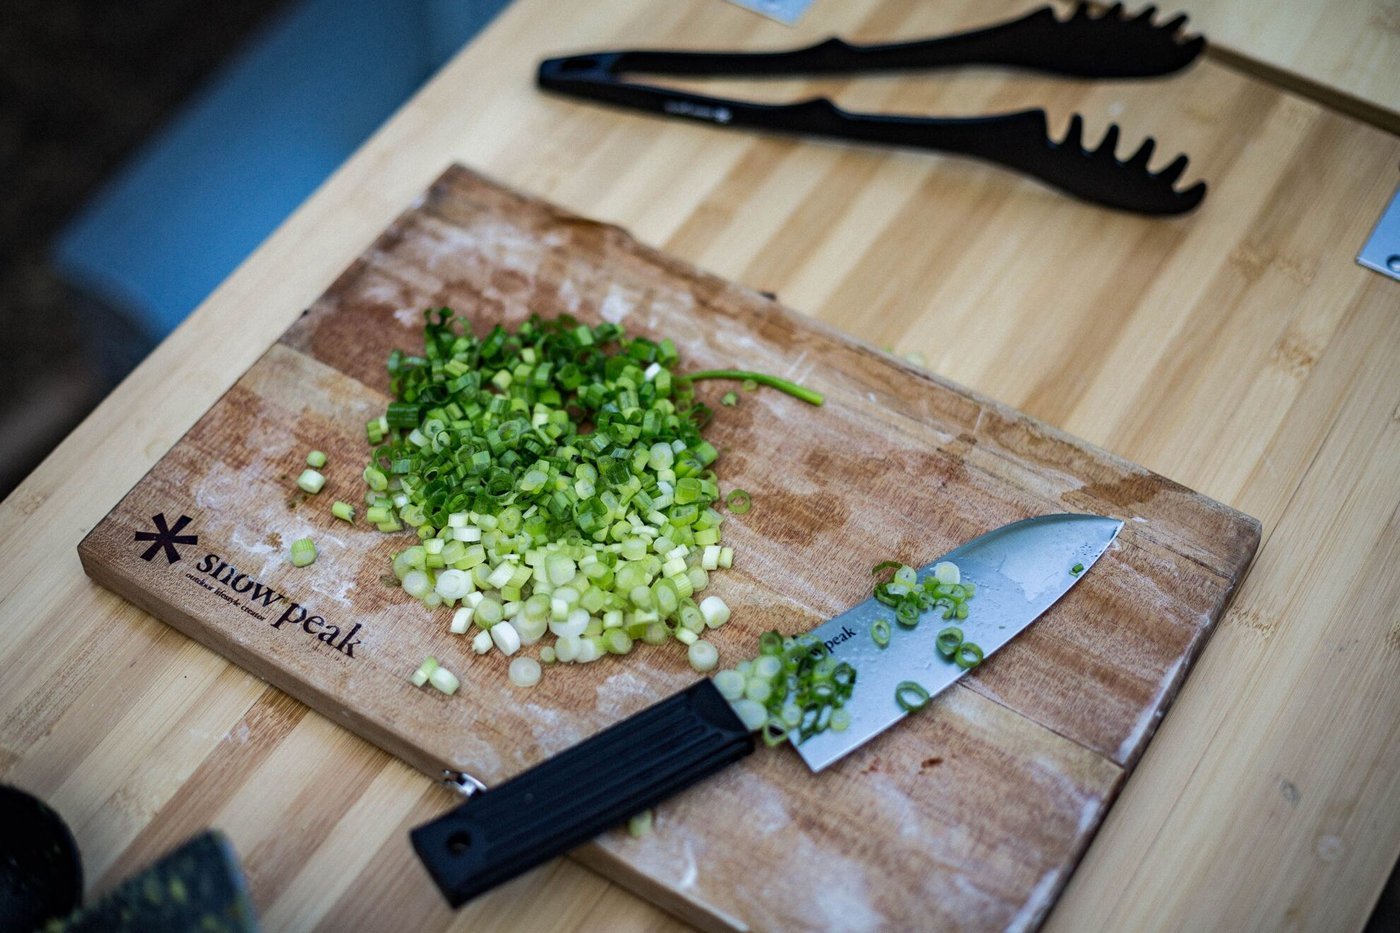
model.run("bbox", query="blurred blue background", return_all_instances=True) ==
[0,0,509,494]
[54,0,508,353]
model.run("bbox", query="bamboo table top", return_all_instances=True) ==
[2,0,1397,930]
[1183,0,1400,131]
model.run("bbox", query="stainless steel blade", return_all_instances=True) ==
[793,513,1122,772]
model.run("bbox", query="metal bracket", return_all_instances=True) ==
[1357,181,1400,282]
[723,0,814,26]
[441,769,487,798]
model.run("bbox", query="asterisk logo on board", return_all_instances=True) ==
[133,513,198,564]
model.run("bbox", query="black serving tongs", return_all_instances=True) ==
[538,3,1207,215]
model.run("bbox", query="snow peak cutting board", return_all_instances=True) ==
[78,166,1259,931]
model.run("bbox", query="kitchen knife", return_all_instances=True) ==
[411,513,1121,906]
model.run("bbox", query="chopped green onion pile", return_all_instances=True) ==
[361,311,820,684]
[712,630,857,747]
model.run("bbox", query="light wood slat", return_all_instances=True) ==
[1178,0,1400,131]
[2,1,1397,931]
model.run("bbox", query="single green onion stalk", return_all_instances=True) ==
[683,370,824,406]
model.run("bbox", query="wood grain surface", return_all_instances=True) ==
[77,167,1257,930]
[1184,0,1400,132]
[3,1,1399,931]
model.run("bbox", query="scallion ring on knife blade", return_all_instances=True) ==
[936,627,964,657]
[713,629,856,745]
[896,680,930,712]
[871,618,891,648]
[955,642,984,670]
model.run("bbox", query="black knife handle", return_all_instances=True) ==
[411,679,754,906]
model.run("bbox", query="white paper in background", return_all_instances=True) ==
[724,0,814,26]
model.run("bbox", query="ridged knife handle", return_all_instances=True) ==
[411,679,754,906]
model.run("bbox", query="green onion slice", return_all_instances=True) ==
[936,627,964,657]
[289,537,317,567]
[726,489,752,515]
[955,642,984,670]
[871,618,891,648]
[896,681,930,712]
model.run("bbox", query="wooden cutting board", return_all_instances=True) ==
[78,166,1259,932]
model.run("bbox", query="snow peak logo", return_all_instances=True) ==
[822,625,857,654]
[183,552,363,658]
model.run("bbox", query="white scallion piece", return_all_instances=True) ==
[688,639,719,672]
[713,669,745,700]
[490,620,522,655]
[729,698,768,732]
[296,469,326,494]
[411,656,439,687]
[471,629,493,654]
[402,570,431,600]
[699,595,730,629]
[428,665,460,695]
[932,561,961,586]
[450,606,474,635]
[701,545,721,571]
[555,634,581,663]
[508,656,542,687]
[435,569,472,601]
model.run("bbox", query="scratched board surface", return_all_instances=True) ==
[79,166,1259,931]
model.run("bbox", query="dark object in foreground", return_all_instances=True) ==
[539,2,1208,215]
[54,831,258,932]
[0,785,83,930]
[0,788,257,933]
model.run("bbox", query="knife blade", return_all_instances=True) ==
[411,513,1121,907]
